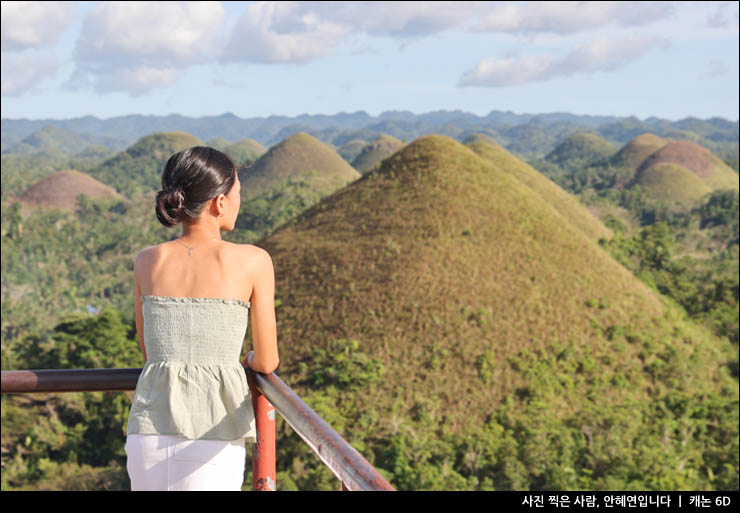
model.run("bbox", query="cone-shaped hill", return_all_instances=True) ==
[205,137,232,151]
[18,169,125,212]
[545,133,617,168]
[462,133,502,147]
[206,137,266,166]
[239,132,360,201]
[338,139,369,163]
[465,137,612,241]
[351,134,405,174]
[225,138,266,167]
[88,131,203,198]
[258,135,732,447]
[631,141,739,202]
[607,133,668,187]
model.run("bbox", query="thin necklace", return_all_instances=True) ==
[174,236,220,257]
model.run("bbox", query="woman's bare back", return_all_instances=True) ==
[136,239,254,303]
[133,239,279,373]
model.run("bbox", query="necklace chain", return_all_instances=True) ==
[174,236,220,257]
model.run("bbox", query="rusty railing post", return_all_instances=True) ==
[246,368,276,491]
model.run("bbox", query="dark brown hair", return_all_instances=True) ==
[155,146,236,227]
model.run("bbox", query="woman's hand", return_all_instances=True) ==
[242,349,279,374]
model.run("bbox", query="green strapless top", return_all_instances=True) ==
[125,295,256,442]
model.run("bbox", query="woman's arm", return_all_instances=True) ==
[241,247,279,374]
[134,251,147,362]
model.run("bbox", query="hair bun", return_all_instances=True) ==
[155,187,188,227]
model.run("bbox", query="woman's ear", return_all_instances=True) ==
[212,194,226,217]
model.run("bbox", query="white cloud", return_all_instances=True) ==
[223,1,484,63]
[459,35,667,87]
[70,1,225,94]
[320,1,483,38]
[474,1,675,35]
[223,2,349,63]
[69,66,179,96]
[1,1,76,52]
[458,55,556,87]
[1,53,58,96]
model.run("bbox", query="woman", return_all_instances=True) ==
[124,146,280,491]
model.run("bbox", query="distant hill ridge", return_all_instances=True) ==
[2,124,128,155]
[3,112,736,160]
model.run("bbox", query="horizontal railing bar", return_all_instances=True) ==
[1,368,141,393]
[1,367,395,491]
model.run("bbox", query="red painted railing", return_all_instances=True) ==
[1,366,395,491]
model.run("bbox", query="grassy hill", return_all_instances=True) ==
[625,140,739,209]
[205,136,266,165]
[239,132,360,201]
[632,163,714,207]
[225,138,266,167]
[608,133,668,187]
[545,133,617,168]
[16,170,125,213]
[338,139,369,163]
[87,132,203,198]
[235,132,361,240]
[351,134,405,174]
[204,137,232,151]
[462,133,502,148]
[465,138,612,241]
[636,141,739,192]
[255,135,736,489]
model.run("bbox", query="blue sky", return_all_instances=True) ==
[1,1,738,121]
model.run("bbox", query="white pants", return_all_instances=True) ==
[125,434,247,491]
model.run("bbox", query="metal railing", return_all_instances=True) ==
[1,366,395,492]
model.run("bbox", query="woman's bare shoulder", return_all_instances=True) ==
[133,244,177,279]
[134,244,165,265]
[224,242,271,263]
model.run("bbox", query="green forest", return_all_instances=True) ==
[1,124,738,491]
